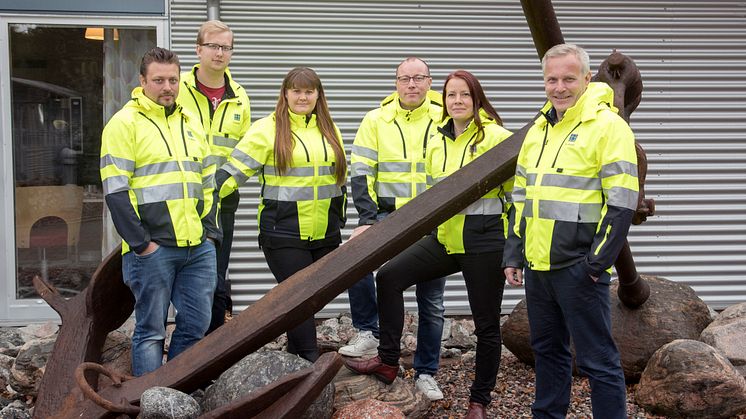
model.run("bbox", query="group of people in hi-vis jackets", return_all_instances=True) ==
[100,18,638,419]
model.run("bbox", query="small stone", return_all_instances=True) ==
[0,400,31,419]
[444,319,476,350]
[139,386,200,419]
[8,337,55,396]
[17,322,58,343]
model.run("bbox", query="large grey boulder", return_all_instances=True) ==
[636,339,746,418]
[444,318,476,350]
[201,351,334,418]
[8,337,56,396]
[333,367,430,418]
[0,328,23,356]
[700,302,746,376]
[139,386,200,419]
[101,330,132,376]
[501,276,712,381]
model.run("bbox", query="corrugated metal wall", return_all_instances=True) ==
[170,0,746,315]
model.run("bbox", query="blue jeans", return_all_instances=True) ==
[525,262,626,419]
[122,241,217,376]
[348,272,445,376]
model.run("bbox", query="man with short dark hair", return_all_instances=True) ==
[503,43,638,418]
[101,47,220,376]
[178,20,251,333]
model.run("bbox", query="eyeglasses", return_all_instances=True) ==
[200,43,234,53]
[396,74,431,85]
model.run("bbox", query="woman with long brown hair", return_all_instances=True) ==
[216,67,347,361]
[345,70,511,418]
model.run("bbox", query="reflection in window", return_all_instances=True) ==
[11,25,155,298]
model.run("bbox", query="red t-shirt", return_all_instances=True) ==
[197,80,226,111]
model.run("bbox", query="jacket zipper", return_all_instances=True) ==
[551,121,583,168]
[393,120,407,159]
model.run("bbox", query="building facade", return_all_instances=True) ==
[1,1,744,324]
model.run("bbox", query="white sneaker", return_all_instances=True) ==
[415,374,444,401]
[338,330,379,357]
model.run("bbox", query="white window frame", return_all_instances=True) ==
[0,14,168,325]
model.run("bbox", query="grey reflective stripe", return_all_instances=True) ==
[416,162,425,173]
[263,184,342,201]
[232,148,263,171]
[379,162,412,173]
[318,166,336,176]
[100,154,135,172]
[536,200,602,223]
[600,160,638,179]
[504,191,513,204]
[459,197,504,215]
[523,199,534,217]
[134,161,203,177]
[541,173,602,190]
[377,182,412,198]
[224,162,250,185]
[134,182,204,204]
[204,154,227,168]
[516,164,527,178]
[264,165,315,176]
[526,173,538,186]
[415,182,426,195]
[607,186,638,210]
[102,175,129,195]
[352,162,376,177]
[318,184,343,199]
[203,173,215,189]
[213,135,239,148]
[512,187,526,203]
[426,175,435,186]
[352,144,378,161]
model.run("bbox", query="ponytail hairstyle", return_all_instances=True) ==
[274,67,347,186]
[441,70,503,151]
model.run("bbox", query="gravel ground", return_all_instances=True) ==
[399,349,662,418]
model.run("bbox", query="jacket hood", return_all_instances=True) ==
[538,82,618,126]
[379,90,443,122]
[127,87,190,121]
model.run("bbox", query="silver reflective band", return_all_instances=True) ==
[263,184,342,201]
[213,135,239,148]
[379,162,413,173]
[134,182,204,204]
[202,173,215,189]
[203,154,227,169]
[224,162,250,185]
[606,186,638,210]
[415,182,426,195]
[100,154,135,172]
[377,182,412,198]
[534,199,603,223]
[231,148,263,171]
[352,162,376,177]
[515,164,527,178]
[511,187,526,203]
[526,173,538,186]
[102,175,130,195]
[601,160,638,178]
[459,198,504,215]
[352,144,378,161]
[540,173,602,191]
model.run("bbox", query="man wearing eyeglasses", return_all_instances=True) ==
[178,20,251,334]
[340,57,446,401]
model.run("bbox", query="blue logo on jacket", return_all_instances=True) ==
[568,133,578,143]
[234,114,241,122]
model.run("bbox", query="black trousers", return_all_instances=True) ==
[376,235,505,405]
[262,244,337,362]
[207,191,238,334]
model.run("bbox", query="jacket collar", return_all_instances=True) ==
[129,86,183,117]
[379,90,443,123]
[185,64,237,99]
[437,108,496,140]
[288,110,317,128]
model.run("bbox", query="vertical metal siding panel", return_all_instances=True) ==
[170,0,746,315]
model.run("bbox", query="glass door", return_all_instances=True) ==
[0,16,166,323]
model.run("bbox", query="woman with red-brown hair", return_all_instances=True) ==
[345,70,511,418]
[216,67,347,362]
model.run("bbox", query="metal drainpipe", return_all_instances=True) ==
[207,0,220,20]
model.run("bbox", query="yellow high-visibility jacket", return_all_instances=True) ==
[178,65,251,170]
[351,90,442,224]
[504,82,639,276]
[100,87,219,254]
[217,110,347,247]
[426,111,513,254]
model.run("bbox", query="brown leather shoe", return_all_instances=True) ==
[343,355,398,384]
[464,401,487,419]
